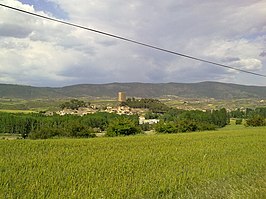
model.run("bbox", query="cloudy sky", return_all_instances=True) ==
[0,0,266,87]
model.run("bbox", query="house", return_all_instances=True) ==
[139,116,160,125]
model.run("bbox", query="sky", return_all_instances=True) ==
[0,0,266,87]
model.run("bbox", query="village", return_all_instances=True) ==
[56,92,160,125]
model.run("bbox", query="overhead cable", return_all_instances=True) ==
[0,3,265,78]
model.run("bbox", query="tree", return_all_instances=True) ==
[66,122,96,138]
[230,108,244,118]
[28,126,61,139]
[124,98,170,113]
[60,99,89,110]
[155,121,178,134]
[106,117,142,137]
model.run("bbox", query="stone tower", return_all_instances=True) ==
[117,92,126,102]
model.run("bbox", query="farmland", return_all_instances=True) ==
[1,127,265,198]
[1,96,265,113]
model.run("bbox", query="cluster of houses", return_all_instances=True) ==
[57,107,97,116]
[51,91,266,125]
[55,92,160,125]
[56,105,159,125]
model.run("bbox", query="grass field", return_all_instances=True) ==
[0,98,117,112]
[0,109,36,113]
[0,127,265,198]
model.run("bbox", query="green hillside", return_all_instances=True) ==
[0,81,266,99]
[0,84,63,99]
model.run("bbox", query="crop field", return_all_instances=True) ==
[163,98,266,111]
[0,98,62,112]
[1,127,266,198]
[0,97,117,112]
[0,109,36,114]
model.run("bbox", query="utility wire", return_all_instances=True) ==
[1,3,266,78]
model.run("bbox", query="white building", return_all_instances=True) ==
[139,116,160,125]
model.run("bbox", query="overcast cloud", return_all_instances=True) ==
[0,0,265,86]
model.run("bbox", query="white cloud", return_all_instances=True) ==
[0,0,265,86]
[237,59,262,70]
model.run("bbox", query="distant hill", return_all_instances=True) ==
[0,82,266,99]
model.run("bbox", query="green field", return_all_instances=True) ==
[1,127,266,198]
[0,109,36,114]
[0,97,117,112]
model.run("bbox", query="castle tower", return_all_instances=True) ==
[117,92,126,102]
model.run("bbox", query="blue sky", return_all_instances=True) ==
[18,0,68,19]
[0,0,265,87]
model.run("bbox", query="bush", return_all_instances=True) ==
[177,120,198,132]
[140,123,152,131]
[155,121,178,134]
[106,118,142,137]
[28,122,96,139]
[66,122,96,138]
[235,119,243,125]
[246,115,266,127]
[29,127,61,139]
[60,99,89,110]
[155,119,217,134]
[196,122,216,131]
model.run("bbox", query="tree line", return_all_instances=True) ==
[123,98,170,113]
[60,99,89,110]
[155,108,229,134]
[229,107,266,118]
[0,98,265,139]
[229,107,266,126]
[0,108,230,138]
[0,112,139,139]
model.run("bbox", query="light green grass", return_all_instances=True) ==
[0,133,20,140]
[0,128,265,198]
[0,109,36,113]
[218,124,245,131]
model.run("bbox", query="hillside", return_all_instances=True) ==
[0,82,266,99]
[0,84,64,99]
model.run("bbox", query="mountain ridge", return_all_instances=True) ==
[0,81,266,99]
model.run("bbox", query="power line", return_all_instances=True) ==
[1,3,266,78]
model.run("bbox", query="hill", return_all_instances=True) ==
[0,82,266,99]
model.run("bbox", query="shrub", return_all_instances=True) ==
[155,120,216,134]
[66,122,96,138]
[60,99,88,110]
[246,115,266,127]
[235,119,243,125]
[29,127,61,139]
[140,123,152,131]
[106,118,142,137]
[177,120,198,132]
[155,121,178,134]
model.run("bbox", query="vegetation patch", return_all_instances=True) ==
[0,128,265,198]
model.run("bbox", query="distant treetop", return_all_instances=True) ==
[60,99,89,110]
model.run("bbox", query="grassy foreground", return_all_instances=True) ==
[0,127,266,198]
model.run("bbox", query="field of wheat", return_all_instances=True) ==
[1,127,265,198]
